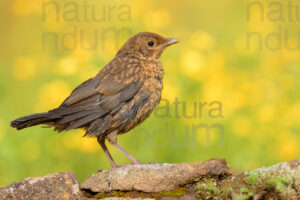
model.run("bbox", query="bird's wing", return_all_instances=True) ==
[95,72,143,111]
[48,61,144,131]
[61,78,99,106]
[61,63,143,108]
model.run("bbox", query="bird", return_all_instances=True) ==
[11,32,180,168]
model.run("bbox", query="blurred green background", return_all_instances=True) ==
[0,0,299,186]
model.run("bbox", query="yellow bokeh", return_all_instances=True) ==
[202,70,233,102]
[258,105,275,123]
[12,0,46,16]
[195,124,219,146]
[231,117,252,138]
[20,140,40,161]
[0,119,6,142]
[260,54,283,75]
[55,56,78,76]
[208,51,226,69]
[130,0,151,19]
[181,50,206,80]
[102,39,120,58]
[238,81,263,106]
[247,2,274,33]
[79,66,99,82]
[281,103,300,127]
[71,45,92,64]
[235,35,258,56]
[189,30,216,51]
[161,79,179,102]
[282,47,300,61]
[278,133,299,161]
[43,11,65,32]
[35,80,71,111]
[63,130,99,153]
[247,18,274,34]
[13,57,37,81]
[143,9,171,29]
[280,74,294,91]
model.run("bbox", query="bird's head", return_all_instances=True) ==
[116,32,180,59]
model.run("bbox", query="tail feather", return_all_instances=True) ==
[11,113,51,130]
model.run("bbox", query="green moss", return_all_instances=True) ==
[265,175,290,191]
[244,171,259,186]
[92,191,129,199]
[160,187,186,197]
[234,194,250,200]
[89,187,187,199]
[240,187,253,196]
[238,187,254,199]
[93,192,110,199]
[86,174,292,199]
[240,172,290,198]
[195,178,225,199]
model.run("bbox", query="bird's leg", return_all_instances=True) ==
[97,137,117,168]
[106,131,142,165]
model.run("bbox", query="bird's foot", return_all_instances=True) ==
[115,164,133,168]
[96,161,144,172]
[115,161,143,167]
[112,162,144,169]
[131,160,143,165]
[146,161,162,164]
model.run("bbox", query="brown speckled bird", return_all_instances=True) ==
[11,32,179,168]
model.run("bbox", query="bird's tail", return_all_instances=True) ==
[11,112,51,130]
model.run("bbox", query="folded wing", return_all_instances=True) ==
[48,63,143,133]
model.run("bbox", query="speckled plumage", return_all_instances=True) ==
[11,32,179,168]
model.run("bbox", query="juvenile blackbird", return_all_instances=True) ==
[11,32,179,168]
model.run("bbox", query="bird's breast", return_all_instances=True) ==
[142,59,163,79]
[140,59,164,109]
[106,58,164,134]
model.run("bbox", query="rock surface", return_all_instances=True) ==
[1,158,299,199]
[196,158,300,199]
[81,158,230,193]
[0,172,86,200]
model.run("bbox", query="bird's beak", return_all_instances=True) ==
[163,38,180,47]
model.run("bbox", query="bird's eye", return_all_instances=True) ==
[147,41,154,46]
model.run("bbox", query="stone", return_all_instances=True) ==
[1,159,298,199]
[196,158,300,199]
[81,158,231,193]
[0,171,87,200]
